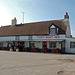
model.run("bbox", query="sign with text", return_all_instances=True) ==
[32,35,65,40]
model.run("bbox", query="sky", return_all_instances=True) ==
[0,0,75,36]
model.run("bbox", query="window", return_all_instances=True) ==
[49,25,56,35]
[49,42,56,48]
[49,24,59,35]
[30,42,35,48]
[0,43,3,47]
[70,42,75,48]
[50,28,56,34]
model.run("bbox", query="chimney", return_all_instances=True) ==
[64,12,69,19]
[11,17,17,26]
[63,12,71,37]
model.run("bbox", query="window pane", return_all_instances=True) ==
[50,42,52,48]
[70,42,75,48]
[53,42,56,47]
[49,42,56,48]
[50,28,56,34]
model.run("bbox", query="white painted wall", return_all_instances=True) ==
[0,36,15,41]
[65,37,75,53]
[63,19,71,37]
[56,42,61,49]
[0,35,65,42]
[20,36,28,41]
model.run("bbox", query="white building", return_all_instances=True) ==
[0,12,75,53]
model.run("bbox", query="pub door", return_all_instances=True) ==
[18,41,24,51]
[42,42,47,53]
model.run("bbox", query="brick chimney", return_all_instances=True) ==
[11,17,17,26]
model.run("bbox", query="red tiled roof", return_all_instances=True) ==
[0,19,66,36]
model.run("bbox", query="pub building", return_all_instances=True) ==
[0,12,75,53]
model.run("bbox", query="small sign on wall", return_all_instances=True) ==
[37,36,60,38]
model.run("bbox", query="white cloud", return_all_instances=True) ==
[0,5,12,26]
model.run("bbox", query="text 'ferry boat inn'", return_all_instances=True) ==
[0,12,75,53]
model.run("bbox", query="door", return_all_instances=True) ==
[18,41,24,51]
[42,42,47,53]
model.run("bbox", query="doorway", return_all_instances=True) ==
[42,42,47,53]
[18,41,24,51]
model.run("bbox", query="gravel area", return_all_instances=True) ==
[0,51,75,75]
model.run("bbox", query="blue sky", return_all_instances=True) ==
[0,0,75,36]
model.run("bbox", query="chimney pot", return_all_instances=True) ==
[66,12,68,15]
[64,12,69,19]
